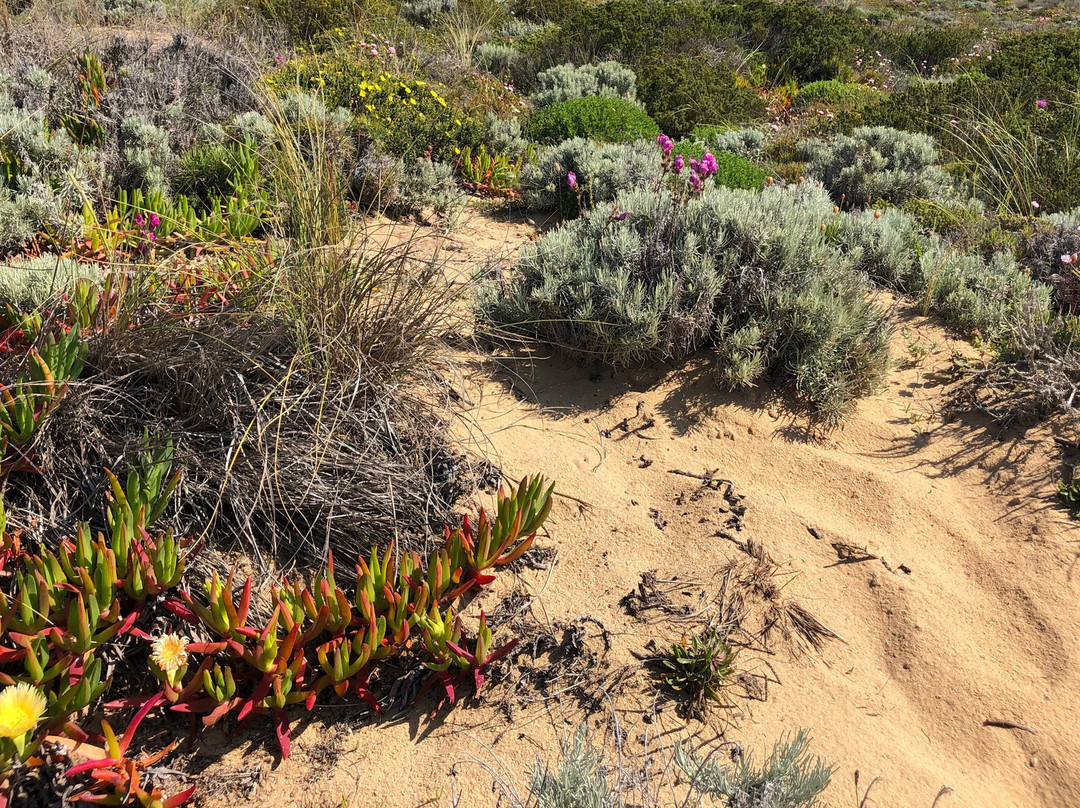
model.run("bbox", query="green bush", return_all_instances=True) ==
[525,96,659,144]
[255,0,357,40]
[984,30,1080,98]
[482,181,892,423]
[638,55,765,137]
[519,137,659,212]
[530,60,639,108]
[171,140,259,210]
[797,126,952,208]
[796,80,876,107]
[713,152,768,191]
[877,25,982,72]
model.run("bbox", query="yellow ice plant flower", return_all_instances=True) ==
[0,683,46,739]
[151,633,190,672]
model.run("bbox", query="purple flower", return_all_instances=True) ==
[134,213,144,227]
[149,213,160,228]
[689,173,703,194]
[672,155,684,175]
[1037,99,1048,108]
[657,134,673,156]
[615,211,631,221]
[567,171,578,189]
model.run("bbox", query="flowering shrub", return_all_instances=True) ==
[483,138,892,423]
[268,53,471,160]
[529,60,639,108]
[525,96,659,144]
[519,137,659,213]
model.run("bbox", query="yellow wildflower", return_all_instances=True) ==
[0,683,46,739]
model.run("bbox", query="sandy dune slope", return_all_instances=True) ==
[192,214,1080,808]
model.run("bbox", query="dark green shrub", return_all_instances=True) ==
[638,55,765,136]
[984,30,1080,98]
[713,151,768,191]
[525,96,659,143]
[796,80,876,108]
[877,25,982,72]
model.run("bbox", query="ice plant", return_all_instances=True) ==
[151,634,190,690]
[0,683,46,741]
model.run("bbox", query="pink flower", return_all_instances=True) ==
[657,134,673,156]
[1032,200,1041,209]
[1037,99,1048,108]
[672,155,684,175]
[567,171,578,189]
[1062,254,1074,264]
[771,124,779,131]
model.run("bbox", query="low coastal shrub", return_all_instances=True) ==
[525,96,659,144]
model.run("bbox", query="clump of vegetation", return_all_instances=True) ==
[675,730,834,808]
[519,137,659,213]
[510,723,835,808]
[484,152,892,424]
[526,96,660,144]
[530,60,639,108]
[661,630,736,716]
[638,55,765,136]
[798,126,953,209]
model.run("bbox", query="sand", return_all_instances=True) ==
[190,211,1080,808]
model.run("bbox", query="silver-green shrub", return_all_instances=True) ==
[519,138,659,212]
[711,127,766,161]
[674,730,833,808]
[528,724,617,808]
[117,114,171,193]
[402,0,457,25]
[397,157,466,220]
[798,126,953,208]
[530,61,639,109]
[0,256,104,309]
[475,42,520,76]
[482,181,892,423]
[482,112,529,157]
[914,241,1052,341]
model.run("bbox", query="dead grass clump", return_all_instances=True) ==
[717,538,839,654]
[5,221,488,572]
